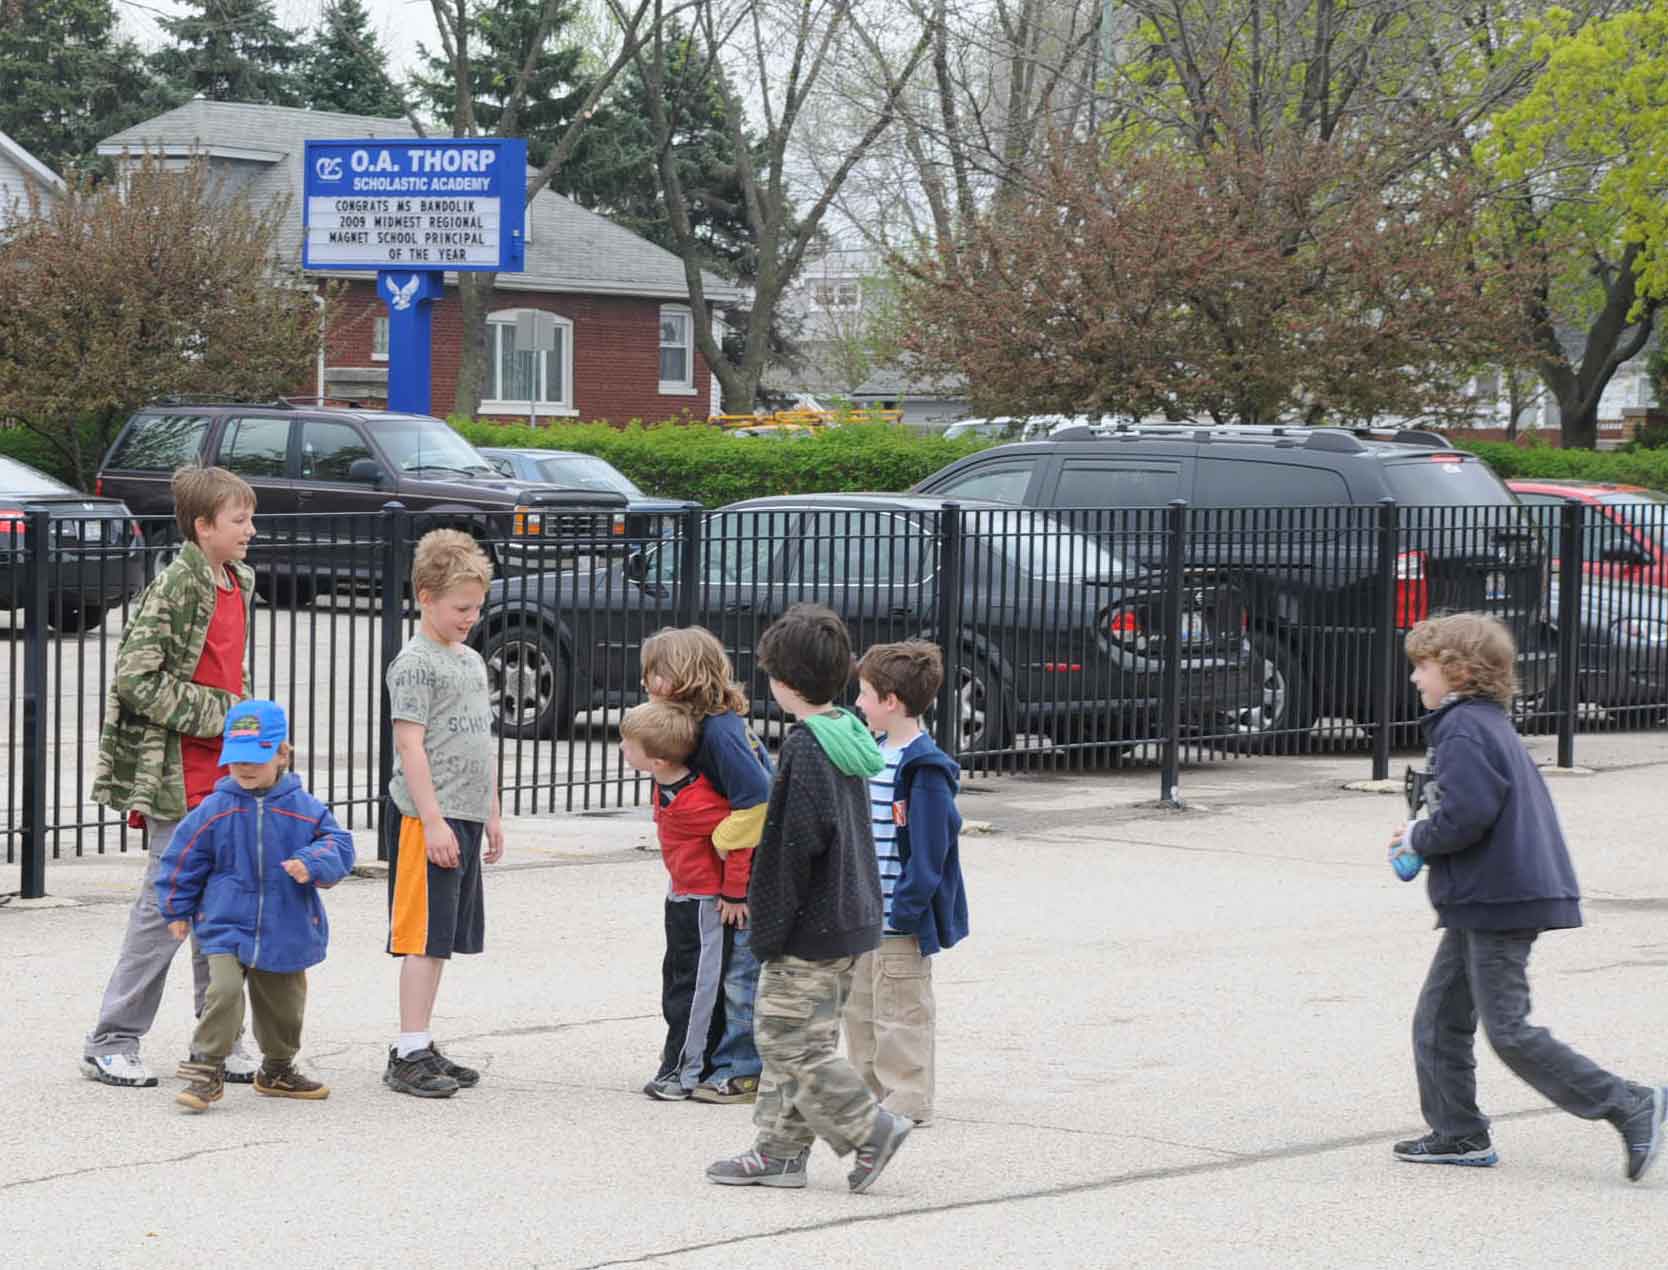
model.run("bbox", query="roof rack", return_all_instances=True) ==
[1044,420,1458,453]
[147,395,285,408]
[278,395,368,410]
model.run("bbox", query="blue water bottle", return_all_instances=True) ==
[1390,836,1423,882]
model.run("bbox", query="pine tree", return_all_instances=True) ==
[0,0,172,175]
[299,0,405,117]
[411,0,590,168]
[150,0,307,106]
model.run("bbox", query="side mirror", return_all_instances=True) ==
[625,550,647,582]
[1600,542,1649,566]
[348,458,386,485]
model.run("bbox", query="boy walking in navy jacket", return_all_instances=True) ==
[847,641,967,1127]
[156,701,355,1112]
[1390,614,1665,1180]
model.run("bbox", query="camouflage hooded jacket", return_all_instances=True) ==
[90,542,255,822]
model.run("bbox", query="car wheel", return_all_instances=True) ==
[48,600,104,634]
[925,650,1014,760]
[256,573,318,608]
[482,624,571,739]
[1230,635,1315,753]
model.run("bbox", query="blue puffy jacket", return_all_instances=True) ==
[155,774,356,973]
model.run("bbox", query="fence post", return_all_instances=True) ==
[19,508,51,899]
[676,502,703,628]
[1159,499,1187,806]
[1556,500,1584,769]
[933,503,964,756]
[377,502,409,859]
[1371,497,1399,782]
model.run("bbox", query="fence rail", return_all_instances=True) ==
[5,497,1666,898]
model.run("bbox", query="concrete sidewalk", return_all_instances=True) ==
[3,734,1667,1268]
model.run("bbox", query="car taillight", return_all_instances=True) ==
[0,508,23,535]
[130,520,145,546]
[1396,550,1429,627]
[95,477,104,496]
[1106,608,1142,637]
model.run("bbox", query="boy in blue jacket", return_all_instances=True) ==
[156,700,355,1113]
[846,641,968,1127]
[1390,615,1665,1180]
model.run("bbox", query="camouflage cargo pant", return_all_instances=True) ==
[752,955,880,1159]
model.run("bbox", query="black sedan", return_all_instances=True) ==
[0,455,145,632]
[1544,579,1668,717]
[477,447,685,547]
[470,493,1263,754]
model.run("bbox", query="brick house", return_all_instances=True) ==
[98,102,740,422]
[0,127,64,227]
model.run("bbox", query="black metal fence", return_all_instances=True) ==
[5,496,1666,897]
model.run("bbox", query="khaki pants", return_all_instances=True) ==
[844,934,935,1122]
[191,954,306,1064]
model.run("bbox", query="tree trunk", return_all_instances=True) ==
[452,272,494,418]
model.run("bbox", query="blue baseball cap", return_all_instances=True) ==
[219,699,288,765]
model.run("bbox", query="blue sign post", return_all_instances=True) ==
[302,138,528,414]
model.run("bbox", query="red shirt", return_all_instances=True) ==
[179,571,247,809]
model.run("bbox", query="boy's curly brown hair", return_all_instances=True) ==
[640,626,748,717]
[1405,612,1518,708]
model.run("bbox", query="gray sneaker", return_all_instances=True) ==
[706,1146,810,1188]
[847,1108,913,1193]
[1619,1085,1667,1182]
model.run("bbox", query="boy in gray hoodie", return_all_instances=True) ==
[705,604,913,1195]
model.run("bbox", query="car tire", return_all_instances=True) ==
[925,648,1014,761]
[48,600,104,634]
[1231,634,1315,753]
[256,573,318,608]
[482,623,571,740]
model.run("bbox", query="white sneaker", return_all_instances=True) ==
[80,1053,158,1087]
[222,1049,259,1085]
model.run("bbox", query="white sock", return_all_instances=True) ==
[396,1031,432,1059]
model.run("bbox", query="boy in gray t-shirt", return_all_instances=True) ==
[382,530,505,1099]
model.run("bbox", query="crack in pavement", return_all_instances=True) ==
[2,1141,284,1194]
[449,1013,658,1042]
[568,1106,1565,1270]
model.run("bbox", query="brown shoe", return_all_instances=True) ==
[175,1060,224,1112]
[254,1061,330,1101]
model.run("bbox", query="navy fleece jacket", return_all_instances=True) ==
[1407,696,1581,932]
[886,733,969,956]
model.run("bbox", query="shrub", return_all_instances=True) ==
[1456,439,1668,490]
[451,418,995,505]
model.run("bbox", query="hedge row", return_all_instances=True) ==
[451,419,995,505]
[1454,439,1668,489]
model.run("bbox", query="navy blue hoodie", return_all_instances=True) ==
[1408,696,1581,932]
[886,733,969,957]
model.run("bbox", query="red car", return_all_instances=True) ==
[1507,480,1668,589]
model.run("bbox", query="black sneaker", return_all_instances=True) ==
[383,1046,460,1099]
[1392,1130,1498,1167]
[1618,1086,1667,1182]
[430,1046,480,1089]
[848,1108,914,1193]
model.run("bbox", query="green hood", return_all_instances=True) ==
[800,708,885,778]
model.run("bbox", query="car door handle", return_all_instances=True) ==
[723,601,753,614]
[889,605,913,617]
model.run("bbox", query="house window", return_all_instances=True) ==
[483,308,574,416]
[659,306,694,393]
[372,316,389,361]
[813,281,861,310]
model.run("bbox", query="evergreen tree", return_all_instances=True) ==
[150,0,307,106]
[411,0,590,168]
[299,0,405,117]
[0,0,172,176]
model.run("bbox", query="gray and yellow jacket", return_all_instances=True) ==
[91,542,254,823]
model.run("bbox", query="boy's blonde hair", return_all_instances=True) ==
[620,700,699,763]
[1405,612,1518,708]
[641,626,748,717]
[172,466,256,542]
[411,528,493,598]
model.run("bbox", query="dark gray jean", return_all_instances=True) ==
[1413,927,1639,1138]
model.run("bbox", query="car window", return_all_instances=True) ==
[1059,460,1185,508]
[536,455,645,497]
[1195,459,1346,507]
[105,413,210,471]
[1598,491,1668,551]
[486,455,516,477]
[301,420,375,482]
[0,456,73,494]
[929,463,1036,504]
[645,511,796,586]
[974,510,1130,580]
[217,416,293,479]
[796,511,933,586]
[1511,491,1563,507]
[1584,508,1640,561]
[372,415,496,475]
[1382,457,1514,506]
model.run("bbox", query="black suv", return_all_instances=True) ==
[914,423,1552,745]
[97,400,627,598]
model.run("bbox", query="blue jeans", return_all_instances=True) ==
[708,922,761,1082]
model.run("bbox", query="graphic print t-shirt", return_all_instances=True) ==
[387,632,495,823]
[180,571,246,808]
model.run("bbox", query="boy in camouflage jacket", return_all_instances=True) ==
[81,467,260,1089]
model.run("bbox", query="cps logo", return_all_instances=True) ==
[314,155,344,182]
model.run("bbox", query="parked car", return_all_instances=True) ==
[0,455,145,632]
[97,400,627,599]
[942,415,1095,442]
[470,493,1263,751]
[912,422,1554,745]
[1542,577,1668,717]
[1506,480,1668,589]
[476,447,685,544]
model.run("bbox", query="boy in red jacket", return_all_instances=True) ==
[621,701,755,1101]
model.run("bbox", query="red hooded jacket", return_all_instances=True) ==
[654,773,754,901]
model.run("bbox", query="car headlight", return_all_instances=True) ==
[512,506,540,536]
[1611,617,1668,644]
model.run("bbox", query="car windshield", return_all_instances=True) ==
[972,509,1129,580]
[536,455,643,497]
[1599,491,1668,548]
[374,417,497,475]
[0,456,73,495]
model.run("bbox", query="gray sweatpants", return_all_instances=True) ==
[83,821,213,1059]
[1413,927,1641,1138]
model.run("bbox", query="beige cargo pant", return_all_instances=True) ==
[844,934,935,1122]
